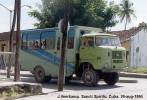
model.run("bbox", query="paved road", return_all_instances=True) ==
[14,77,147,100]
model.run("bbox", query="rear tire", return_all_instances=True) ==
[103,72,119,85]
[82,68,99,86]
[34,66,51,83]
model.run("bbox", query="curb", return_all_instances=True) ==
[118,79,138,83]
[120,72,147,79]
[1,72,34,77]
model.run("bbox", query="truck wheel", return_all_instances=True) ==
[82,68,99,86]
[34,66,51,83]
[103,72,119,85]
[65,75,72,84]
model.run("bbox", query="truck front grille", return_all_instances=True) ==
[113,60,123,63]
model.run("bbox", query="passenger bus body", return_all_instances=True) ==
[20,26,126,86]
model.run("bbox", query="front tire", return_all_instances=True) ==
[65,75,72,84]
[34,66,51,83]
[103,72,119,85]
[82,68,99,86]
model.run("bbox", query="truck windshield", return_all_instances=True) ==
[95,36,121,47]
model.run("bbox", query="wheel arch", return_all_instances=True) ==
[76,62,94,77]
[33,65,46,75]
[34,65,51,83]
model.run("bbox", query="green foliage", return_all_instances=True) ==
[119,0,136,30]
[125,68,147,74]
[29,0,120,31]
[138,22,147,30]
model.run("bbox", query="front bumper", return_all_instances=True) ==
[102,66,128,72]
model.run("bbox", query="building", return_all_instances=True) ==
[0,31,16,52]
[113,28,147,68]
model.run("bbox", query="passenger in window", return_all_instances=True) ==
[41,41,46,49]
[88,40,94,47]
[84,38,93,47]
[22,42,27,49]
[35,41,39,49]
[29,42,33,49]
[84,41,89,46]
[68,38,74,49]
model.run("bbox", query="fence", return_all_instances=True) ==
[0,52,15,81]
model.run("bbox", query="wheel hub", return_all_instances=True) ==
[38,70,44,79]
[85,71,93,83]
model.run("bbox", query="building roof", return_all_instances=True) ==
[0,31,16,41]
[112,27,141,43]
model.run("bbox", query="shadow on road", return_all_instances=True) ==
[21,77,123,91]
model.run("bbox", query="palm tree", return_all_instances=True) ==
[119,0,136,30]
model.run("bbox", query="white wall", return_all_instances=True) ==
[130,29,147,67]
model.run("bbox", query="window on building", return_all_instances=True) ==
[1,44,5,52]
[41,31,55,50]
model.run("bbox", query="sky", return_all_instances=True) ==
[0,0,147,32]
[107,0,147,31]
[0,0,42,32]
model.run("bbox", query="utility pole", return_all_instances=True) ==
[14,0,21,81]
[7,0,17,78]
[58,0,70,91]
[7,3,31,78]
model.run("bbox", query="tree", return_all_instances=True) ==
[29,0,120,31]
[138,22,147,30]
[119,0,136,30]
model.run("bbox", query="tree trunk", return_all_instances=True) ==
[125,17,128,30]
[14,0,21,81]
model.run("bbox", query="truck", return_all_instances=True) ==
[20,26,127,86]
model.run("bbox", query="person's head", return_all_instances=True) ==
[29,42,33,46]
[35,41,38,45]
[23,42,26,47]
[43,41,46,44]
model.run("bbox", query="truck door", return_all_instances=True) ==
[80,37,95,60]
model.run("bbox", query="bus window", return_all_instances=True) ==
[41,31,55,50]
[41,39,46,49]
[84,37,94,47]
[22,34,27,49]
[67,30,75,49]
[27,33,40,49]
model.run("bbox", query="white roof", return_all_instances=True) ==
[83,32,117,37]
